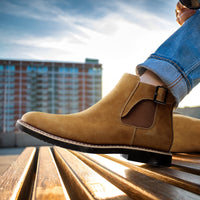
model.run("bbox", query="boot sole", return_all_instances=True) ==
[16,119,172,167]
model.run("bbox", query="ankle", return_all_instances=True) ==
[140,70,165,87]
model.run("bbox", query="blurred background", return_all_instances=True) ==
[0,0,199,148]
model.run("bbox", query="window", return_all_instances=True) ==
[6,65,15,71]
[0,65,4,71]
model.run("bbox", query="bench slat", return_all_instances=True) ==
[0,147,36,200]
[54,147,132,200]
[173,154,200,163]
[71,151,200,200]
[100,154,200,195]
[32,147,70,200]
[172,154,200,175]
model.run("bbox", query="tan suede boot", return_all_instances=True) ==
[171,113,200,152]
[16,73,175,166]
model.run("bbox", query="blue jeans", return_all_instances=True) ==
[137,10,200,104]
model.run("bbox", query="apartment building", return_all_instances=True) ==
[0,59,102,134]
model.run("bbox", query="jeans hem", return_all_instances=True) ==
[136,58,189,104]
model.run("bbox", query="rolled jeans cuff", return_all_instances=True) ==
[136,57,188,105]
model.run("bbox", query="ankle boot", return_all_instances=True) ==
[171,113,200,152]
[16,73,176,166]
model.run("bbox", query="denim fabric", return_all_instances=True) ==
[137,10,200,104]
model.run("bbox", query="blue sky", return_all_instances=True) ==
[0,0,177,59]
[0,0,199,107]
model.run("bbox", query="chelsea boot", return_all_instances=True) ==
[16,73,176,166]
[171,113,200,152]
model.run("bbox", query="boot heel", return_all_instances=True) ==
[122,149,172,167]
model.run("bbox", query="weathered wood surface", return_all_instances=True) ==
[0,147,36,200]
[32,147,70,200]
[0,147,200,200]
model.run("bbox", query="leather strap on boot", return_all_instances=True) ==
[122,82,175,118]
[121,81,176,152]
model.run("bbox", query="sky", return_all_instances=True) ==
[0,0,199,107]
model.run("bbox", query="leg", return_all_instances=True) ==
[137,10,200,153]
[137,10,200,104]
[140,70,165,86]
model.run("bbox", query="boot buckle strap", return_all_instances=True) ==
[154,86,168,105]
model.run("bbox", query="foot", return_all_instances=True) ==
[16,74,175,166]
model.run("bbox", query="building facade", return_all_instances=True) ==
[0,59,102,134]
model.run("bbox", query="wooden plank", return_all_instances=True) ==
[0,147,36,200]
[53,147,132,200]
[1,147,199,200]
[175,153,200,159]
[101,154,200,195]
[70,151,200,200]
[0,155,19,176]
[173,154,200,164]
[32,147,70,200]
[172,154,200,175]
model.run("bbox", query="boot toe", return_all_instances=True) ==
[21,111,39,123]
[21,111,51,131]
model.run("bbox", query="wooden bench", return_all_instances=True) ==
[0,146,200,200]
